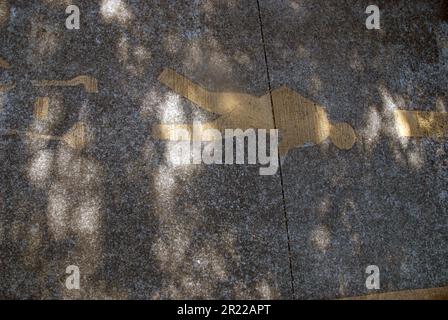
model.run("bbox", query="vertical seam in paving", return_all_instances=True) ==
[256,0,295,298]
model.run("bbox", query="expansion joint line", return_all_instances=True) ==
[256,0,296,298]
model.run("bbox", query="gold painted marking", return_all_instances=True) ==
[33,97,49,120]
[0,56,15,93]
[343,286,448,300]
[32,75,99,93]
[155,68,356,155]
[1,122,86,151]
[157,68,274,132]
[0,0,9,26]
[0,82,14,92]
[61,121,86,150]
[0,56,10,69]
[271,86,356,155]
[394,110,448,138]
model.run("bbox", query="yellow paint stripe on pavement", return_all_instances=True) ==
[343,286,448,300]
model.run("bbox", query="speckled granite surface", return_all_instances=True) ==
[0,0,290,299]
[0,0,447,299]
[260,0,448,299]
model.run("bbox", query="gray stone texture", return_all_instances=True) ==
[259,0,448,298]
[0,0,290,299]
[0,0,447,300]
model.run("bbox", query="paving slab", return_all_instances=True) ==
[259,0,448,299]
[0,0,291,299]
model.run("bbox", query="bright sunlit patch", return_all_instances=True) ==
[100,0,133,24]
[75,197,100,234]
[152,232,190,272]
[160,93,186,123]
[363,106,382,147]
[101,0,121,16]
[407,149,424,169]
[256,279,275,299]
[166,141,192,165]
[195,246,227,282]
[289,1,300,12]
[154,165,177,197]
[436,97,446,112]
[47,185,69,239]
[393,110,412,137]
[116,34,129,63]
[378,85,410,148]
[311,225,331,252]
[378,85,397,111]
[28,149,53,185]
[134,46,151,63]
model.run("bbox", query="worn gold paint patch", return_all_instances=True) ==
[61,121,86,150]
[343,285,448,300]
[0,0,9,26]
[394,110,448,138]
[0,82,14,92]
[439,40,448,48]
[155,68,356,155]
[0,56,15,93]
[0,56,10,69]
[156,68,275,133]
[34,97,50,120]
[2,122,86,151]
[32,75,99,93]
[271,86,356,155]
